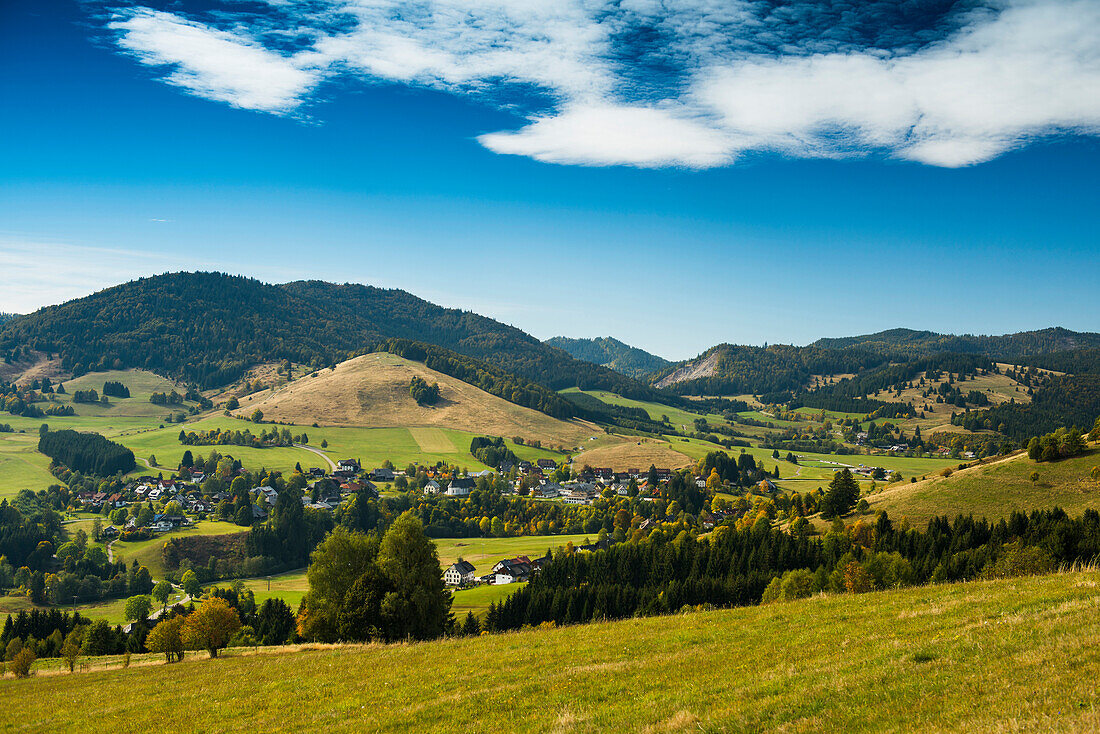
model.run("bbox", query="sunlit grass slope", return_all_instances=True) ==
[4,571,1100,732]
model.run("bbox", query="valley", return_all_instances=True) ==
[0,273,1098,734]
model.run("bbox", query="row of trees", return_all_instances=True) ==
[177,427,297,448]
[1027,426,1090,462]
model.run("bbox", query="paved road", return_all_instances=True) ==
[295,443,336,471]
[149,590,191,621]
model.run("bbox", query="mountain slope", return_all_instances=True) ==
[544,336,670,379]
[0,273,669,408]
[232,353,594,446]
[7,571,1100,732]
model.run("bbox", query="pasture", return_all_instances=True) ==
[5,570,1100,732]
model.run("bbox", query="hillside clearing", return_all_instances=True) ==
[5,571,1100,732]
[870,444,1100,526]
[231,353,594,448]
[571,438,693,471]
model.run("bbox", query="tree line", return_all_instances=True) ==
[485,506,1100,631]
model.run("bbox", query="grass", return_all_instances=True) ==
[669,435,960,491]
[53,369,198,419]
[0,430,54,499]
[205,569,310,609]
[0,587,190,626]
[561,388,730,432]
[5,570,1100,731]
[433,534,594,574]
[870,444,1100,526]
[110,520,244,578]
[450,583,524,619]
[571,436,693,471]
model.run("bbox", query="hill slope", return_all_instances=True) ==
[233,353,595,447]
[6,571,1100,732]
[870,445,1100,526]
[544,336,670,379]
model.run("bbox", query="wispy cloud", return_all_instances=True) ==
[102,0,1100,167]
[0,239,191,313]
[109,8,324,112]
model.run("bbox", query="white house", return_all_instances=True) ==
[337,459,361,473]
[444,560,477,586]
[446,478,475,497]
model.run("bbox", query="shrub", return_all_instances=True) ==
[10,647,35,678]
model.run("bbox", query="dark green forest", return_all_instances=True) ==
[38,429,135,476]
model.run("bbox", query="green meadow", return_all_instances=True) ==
[5,570,1099,732]
[870,445,1100,526]
[450,582,523,619]
[205,569,310,609]
[561,387,731,430]
[433,533,595,572]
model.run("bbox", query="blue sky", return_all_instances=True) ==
[1,0,1098,361]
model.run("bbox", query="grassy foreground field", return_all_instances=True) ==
[5,570,1100,732]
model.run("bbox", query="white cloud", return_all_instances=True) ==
[696,0,1100,166]
[479,103,734,168]
[109,8,324,112]
[101,0,1100,167]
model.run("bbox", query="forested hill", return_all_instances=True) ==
[0,314,17,327]
[650,343,889,397]
[544,336,671,379]
[0,272,668,403]
[811,327,1100,359]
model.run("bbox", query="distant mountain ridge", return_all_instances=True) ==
[811,327,1100,359]
[544,336,671,379]
[651,327,1100,396]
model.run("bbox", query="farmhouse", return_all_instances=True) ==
[337,458,361,473]
[424,479,442,495]
[532,483,563,499]
[446,477,476,497]
[444,560,477,586]
[369,467,395,482]
[537,458,557,470]
[488,556,533,584]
